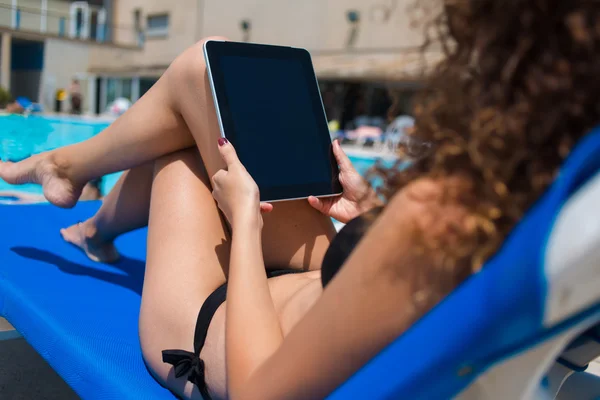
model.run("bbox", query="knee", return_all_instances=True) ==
[198,36,230,46]
[169,36,230,83]
[187,36,230,62]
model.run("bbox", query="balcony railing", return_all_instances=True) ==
[0,1,142,48]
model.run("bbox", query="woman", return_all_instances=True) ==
[2,1,600,398]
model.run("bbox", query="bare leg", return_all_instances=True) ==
[87,163,154,241]
[60,163,153,263]
[0,36,335,269]
[139,149,230,399]
[140,149,332,399]
[0,37,224,208]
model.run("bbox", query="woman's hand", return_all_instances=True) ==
[308,140,382,224]
[212,138,273,227]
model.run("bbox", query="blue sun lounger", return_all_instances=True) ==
[1,128,600,399]
[0,202,173,398]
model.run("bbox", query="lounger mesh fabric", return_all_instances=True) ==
[0,202,175,399]
[0,127,600,399]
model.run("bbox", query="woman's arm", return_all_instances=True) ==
[211,140,472,400]
[210,140,283,398]
[232,179,471,400]
[226,213,284,398]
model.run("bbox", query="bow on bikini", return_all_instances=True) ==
[162,349,206,385]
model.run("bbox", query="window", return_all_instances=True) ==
[133,9,142,30]
[121,78,133,101]
[146,14,169,38]
[133,9,144,46]
[106,78,117,106]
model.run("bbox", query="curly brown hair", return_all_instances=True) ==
[379,0,600,275]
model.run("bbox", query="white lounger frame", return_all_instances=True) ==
[458,173,600,400]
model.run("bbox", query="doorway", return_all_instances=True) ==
[10,39,44,101]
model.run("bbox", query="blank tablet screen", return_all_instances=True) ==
[205,41,341,201]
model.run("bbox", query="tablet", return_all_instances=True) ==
[204,40,342,202]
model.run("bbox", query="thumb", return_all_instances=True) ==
[332,140,354,172]
[218,138,240,167]
[308,195,330,214]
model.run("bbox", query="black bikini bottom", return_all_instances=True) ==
[161,269,303,399]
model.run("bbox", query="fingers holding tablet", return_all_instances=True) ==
[332,140,354,173]
[217,137,241,167]
[212,139,273,226]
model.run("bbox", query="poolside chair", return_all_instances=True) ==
[1,127,600,399]
[15,97,43,113]
[381,115,415,152]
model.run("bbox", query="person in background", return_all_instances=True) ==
[70,79,83,115]
[5,97,42,115]
[5,101,24,114]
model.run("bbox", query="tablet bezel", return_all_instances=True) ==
[203,40,342,202]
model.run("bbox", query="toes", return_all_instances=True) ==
[0,160,36,186]
[0,162,17,184]
[60,226,80,245]
[0,156,81,209]
[60,225,121,264]
[59,228,73,244]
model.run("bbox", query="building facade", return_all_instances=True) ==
[0,0,137,113]
[87,0,201,112]
[1,0,442,120]
[91,0,441,125]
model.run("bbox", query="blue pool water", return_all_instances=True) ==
[350,156,380,176]
[0,115,379,199]
[0,115,120,195]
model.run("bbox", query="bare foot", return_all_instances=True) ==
[60,220,120,264]
[0,152,84,208]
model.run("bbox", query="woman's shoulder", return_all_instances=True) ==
[385,176,474,226]
[376,176,478,272]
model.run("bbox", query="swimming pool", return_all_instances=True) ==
[0,115,380,200]
[0,115,120,196]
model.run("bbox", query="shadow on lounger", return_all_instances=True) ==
[10,247,145,295]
